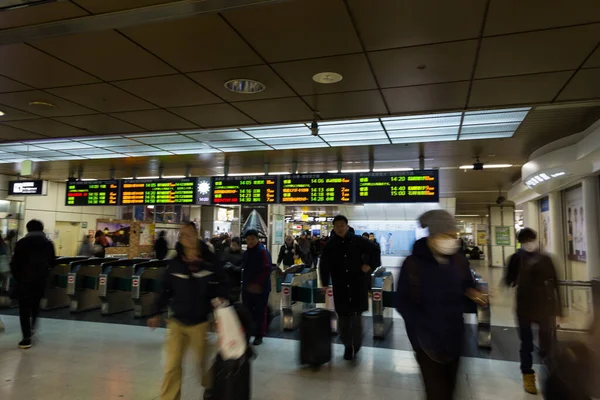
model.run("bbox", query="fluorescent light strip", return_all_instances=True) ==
[327,169,370,173]
[227,172,265,176]
[459,164,513,169]
[372,168,413,172]
[455,214,484,217]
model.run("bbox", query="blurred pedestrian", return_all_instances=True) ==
[10,220,56,349]
[92,230,107,257]
[155,231,168,260]
[310,234,321,268]
[78,234,93,257]
[277,235,301,269]
[505,227,562,395]
[221,237,244,302]
[396,210,487,400]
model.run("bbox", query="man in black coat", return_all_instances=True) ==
[10,219,56,349]
[319,215,380,361]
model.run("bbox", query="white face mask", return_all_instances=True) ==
[431,238,459,255]
[522,242,538,252]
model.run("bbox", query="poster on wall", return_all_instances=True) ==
[351,220,419,257]
[274,215,284,245]
[494,226,511,246]
[96,222,131,247]
[565,186,586,262]
[477,230,488,246]
[240,205,269,243]
[139,223,155,246]
[539,197,551,253]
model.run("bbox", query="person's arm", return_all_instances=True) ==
[504,253,520,287]
[9,241,23,280]
[319,243,331,288]
[150,267,173,317]
[251,247,272,287]
[277,246,284,265]
[358,236,380,273]
[395,257,420,349]
[547,255,563,317]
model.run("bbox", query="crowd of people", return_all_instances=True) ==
[2,210,566,400]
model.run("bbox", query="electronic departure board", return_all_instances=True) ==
[66,180,119,206]
[120,178,197,205]
[212,176,277,204]
[280,174,353,204]
[357,170,439,203]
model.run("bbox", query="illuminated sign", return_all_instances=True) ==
[120,178,196,205]
[195,177,212,205]
[280,174,353,204]
[212,176,277,204]
[357,170,439,203]
[66,180,119,206]
[8,180,47,196]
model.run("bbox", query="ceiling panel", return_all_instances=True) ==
[48,83,156,113]
[302,91,387,120]
[0,76,31,93]
[0,44,99,88]
[128,134,193,145]
[556,68,600,101]
[0,105,39,122]
[188,65,295,102]
[272,54,377,95]
[382,81,469,114]
[4,119,89,137]
[110,109,197,131]
[0,1,88,29]
[223,0,362,62]
[0,124,44,141]
[469,72,572,107]
[0,90,96,117]
[72,0,178,14]
[347,0,485,51]
[114,74,221,108]
[186,130,251,141]
[244,125,311,138]
[584,47,600,68]
[484,0,600,35]
[54,115,142,134]
[120,14,261,72]
[369,40,478,88]
[234,97,313,124]
[476,24,600,78]
[31,30,176,81]
[168,104,255,128]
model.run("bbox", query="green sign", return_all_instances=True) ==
[495,226,511,246]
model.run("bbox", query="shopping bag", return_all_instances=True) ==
[214,304,247,360]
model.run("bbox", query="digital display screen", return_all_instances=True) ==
[9,180,47,196]
[120,178,197,205]
[356,170,439,203]
[212,176,277,204]
[66,180,119,206]
[280,174,353,204]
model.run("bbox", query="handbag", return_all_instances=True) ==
[293,246,302,265]
[214,303,247,361]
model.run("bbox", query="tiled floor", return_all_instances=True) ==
[0,315,540,400]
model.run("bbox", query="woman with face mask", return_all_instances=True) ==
[396,210,487,400]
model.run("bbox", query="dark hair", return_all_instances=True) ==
[231,237,241,245]
[518,228,537,243]
[369,232,375,236]
[244,229,259,238]
[362,232,369,238]
[332,215,348,225]
[94,230,104,238]
[184,222,198,232]
[159,231,166,238]
[26,219,44,232]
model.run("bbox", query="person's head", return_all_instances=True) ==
[419,210,459,256]
[245,230,259,249]
[313,234,319,241]
[26,219,44,233]
[285,235,294,246]
[332,215,349,238]
[362,232,369,239]
[518,228,538,252]
[159,231,166,238]
[179,222,198,252]
[83,234,91,242]
[230,237,241,252]
[369,233,375,242]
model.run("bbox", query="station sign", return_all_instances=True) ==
[66,180,120,206]
[356,170,439,203]
[120,178,197,205]
[195,177,212,205]
[212,176,278,204]
[8,180,47,196]
[280,174,354,204]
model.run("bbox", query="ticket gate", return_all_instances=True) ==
[475,278,491,348]
[67,257,118,312]
[131,260,169,318]
[371,267,394,339]
[41,256,88,310]
[268,266,284,318]
[98,259,149,315]
[281,265,317,330]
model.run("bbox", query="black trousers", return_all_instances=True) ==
[518,316,554,374]
[18,280,45,339]
[416,348,461,400]
[338,314,363,350]
[242,291,269,338]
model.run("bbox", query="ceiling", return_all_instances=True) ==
[0,0,599,216]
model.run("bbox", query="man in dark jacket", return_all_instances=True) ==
[241,229,272,346]
[154,231,168,260]
[277,235,301,269]
[221,237,244,302]
[310,234,322,268]
[319,215,380,361]
[10,219,56,349]
[396,210,486,400]
[148,222,229,400]
[505,227,561,395]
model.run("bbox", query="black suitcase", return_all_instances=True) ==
[299,308,331,367]
[212,352,252,400]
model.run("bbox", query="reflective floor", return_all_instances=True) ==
[0,315,540,400]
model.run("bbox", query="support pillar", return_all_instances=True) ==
[583,176,600,279]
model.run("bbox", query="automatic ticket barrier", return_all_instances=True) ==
[281,265,317,330]
[372,267,395,339]
[98,259,149,315]
[131,260,169,318]
[41,256,88,310]
[474,273,491,348]
[67,258,118,312]
[268,266,284,319]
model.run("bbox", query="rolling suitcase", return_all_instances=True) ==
[299,308,331,367]
[212,352,252,400]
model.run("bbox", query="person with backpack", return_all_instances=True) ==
[396,210,487,400]
[319,215,381,361]
[505,227,562,395]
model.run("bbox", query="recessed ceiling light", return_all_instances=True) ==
[0,110,4,116]
[312,72,343,84]
[28,101,56,109]
[224,79,266,94]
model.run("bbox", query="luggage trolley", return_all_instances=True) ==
[131,260,169,318]
[67,257,119,312]
[41,256,88,310]
[98,258,149,315]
